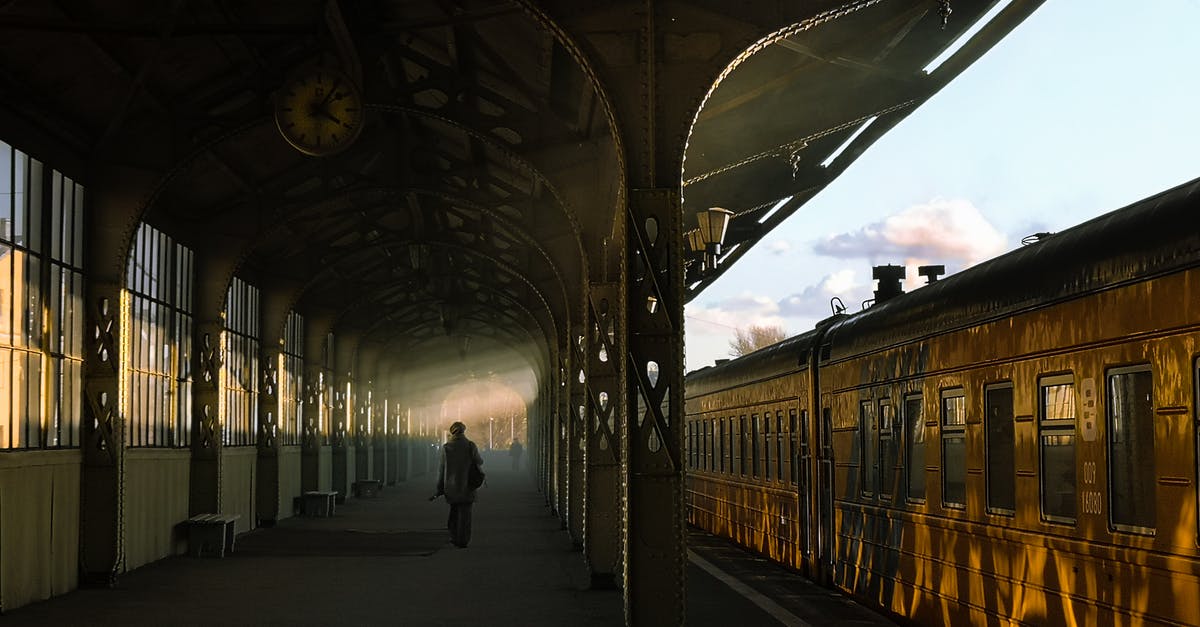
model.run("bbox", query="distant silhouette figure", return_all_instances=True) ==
[431,422,483,548]
[509,438,524,471]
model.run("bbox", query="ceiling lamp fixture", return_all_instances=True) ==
[696,206,733,269]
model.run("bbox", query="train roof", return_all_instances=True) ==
[685,327,824,398]
[824,175,1200,360]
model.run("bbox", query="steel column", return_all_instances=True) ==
[255,342,282,525]
[80,282,124,584]
[567,324,587,547]
[585,282,623,588]
[624,189,685,625]
[188,319,225,517]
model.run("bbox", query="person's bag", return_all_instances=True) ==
[468,461,485,489]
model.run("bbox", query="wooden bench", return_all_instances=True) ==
[185,514,240,558]
[353,479,382,498]
[302,490,338,517]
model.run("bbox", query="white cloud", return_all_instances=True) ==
[822,269,860,294]
[764,239,792,255]
[778,269,870,318]
[685,292,786,338]
[814,198,1007,267]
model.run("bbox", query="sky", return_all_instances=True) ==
[684,0,1200,371]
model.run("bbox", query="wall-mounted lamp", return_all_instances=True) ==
[694,206,733,271]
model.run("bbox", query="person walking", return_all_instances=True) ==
[431,421,484,548]
[509,437,523,471]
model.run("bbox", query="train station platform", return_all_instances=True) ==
[2,467,895,627]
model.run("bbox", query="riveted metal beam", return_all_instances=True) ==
[584,282,622,588]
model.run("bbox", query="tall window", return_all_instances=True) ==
[942,390,966,508]
[719,417,726,472]
[775,411,784,481]
[751,414,760,478]
[280,310,304,446]
[1107,366,1154,532]
[860,400,877,496]
[738,416,747,475]
[222,277,259,446]
[762,412,771,480]
[0,143,83,449]
[125,223,193,447]
[1039,375,1076,523]
[985,383,1015,514]
[879,400,896,500]
[790,409,800,485]
[905,394,925,502]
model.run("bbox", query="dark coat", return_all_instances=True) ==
[437,434,483,504]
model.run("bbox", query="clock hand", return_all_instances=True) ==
[319,110,342,124]
[320,79,343,107]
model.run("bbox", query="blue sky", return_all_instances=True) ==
[685,0,1200,370]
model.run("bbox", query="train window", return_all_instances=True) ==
[751,414,761,478]
[942,390,967,509]
[700,418,710,470]
[905,394,926,502]
[879,400,896,500]
[860,400,877,497]
[719,417,726,473]
[985,383,1016,514]
[686,423,693,468]
[1107,366,1155,533]
[790,409,800,485]
[739,416,748,475]
[1039,375,1077,524]
[762,412,771,481]
[776,411,784,482]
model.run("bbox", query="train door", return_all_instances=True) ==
[816,406,835,583]
[794,408,813,573]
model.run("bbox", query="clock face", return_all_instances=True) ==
[275,69,364,156]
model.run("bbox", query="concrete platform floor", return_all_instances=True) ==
[3,466,895,626]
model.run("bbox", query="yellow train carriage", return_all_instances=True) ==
[820,178,1200,625]
[685,331,820,575]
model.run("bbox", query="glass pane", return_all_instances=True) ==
[0,243,12,343]
[50,171,62,260]
[943,435,966,507]
[0,348,10,448]
[28,159,42,255]
[0,142,11,242]
[1041,433,1076,521]
[985,386,1016,512]
[1108,369,1155,529]
[860,401,876,495]
[906,396,925,500]
[879,402,896,498]
[1043,383,1075,422]
[13,150,24,247]
[72,183,83,267]
[24,351,42,448]
[943,394,965,426]
[11,249,26,348]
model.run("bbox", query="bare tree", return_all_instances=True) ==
[728,324,788,357]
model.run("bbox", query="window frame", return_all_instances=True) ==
[1106,364,1156,535]
[984,381,1016,516]
[1038,373,1078,526]
[878,398,896,500]
[905,393,926,504]
[860,399,876,498]
[941,388,967,510]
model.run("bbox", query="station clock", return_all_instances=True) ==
[274,68,364,157]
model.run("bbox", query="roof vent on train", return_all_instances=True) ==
[872,265,906,303]
[918,265,945,284]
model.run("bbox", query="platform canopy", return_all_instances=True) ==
[0,0,1040,386]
